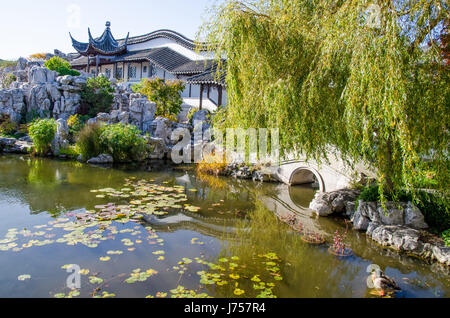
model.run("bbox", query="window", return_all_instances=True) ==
[128,66,137,78]
[149,63,157,78]
[116,67,123,79]
[105,68,111,78]
[143,66,148,73]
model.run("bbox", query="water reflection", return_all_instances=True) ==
[0,154,448,298]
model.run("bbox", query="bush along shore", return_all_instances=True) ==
[309,186,450,266]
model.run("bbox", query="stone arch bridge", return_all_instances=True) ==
[269,153,375,193]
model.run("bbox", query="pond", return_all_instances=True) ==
[0,154,448,298]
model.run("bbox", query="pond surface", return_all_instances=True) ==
[0,154,448,298]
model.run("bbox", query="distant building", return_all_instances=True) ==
[70,22,226,110]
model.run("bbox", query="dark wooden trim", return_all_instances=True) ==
[218,86,223,107]
[199,84,204,110]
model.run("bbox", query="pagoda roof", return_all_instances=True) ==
[70,21,129,56]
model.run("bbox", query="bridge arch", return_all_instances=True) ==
[289,167,326,192]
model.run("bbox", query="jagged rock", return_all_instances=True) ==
[0,88,26,122]
[1,140,32,154]
[0,137,16,147]
[309,189,360,216]
[404,202,428,229]
[431,245,450,266]
[152,117,173,145]
[147,137,168,160]
[345,201,356,218]
[352,210,370,231]
[378,202,405,225]
[369,225,422,252]
[16,57,28,71]
[51,119,69,155]
[309,195,333,216]
[129,96,156,132]
[87,154,114,164]
[28,66,56,84]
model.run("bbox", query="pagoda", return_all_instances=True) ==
[70,21,129,75]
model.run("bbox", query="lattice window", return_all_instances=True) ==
[128,66,137,79]
[116,67,123,79]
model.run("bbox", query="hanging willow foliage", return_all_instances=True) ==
[199,0,449,198]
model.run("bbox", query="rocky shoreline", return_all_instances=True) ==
[309,189,450,267]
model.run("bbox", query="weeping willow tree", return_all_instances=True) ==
[199,0,449,198]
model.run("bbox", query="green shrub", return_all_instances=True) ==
[442,230,450,247]
[99,123,148,162]
[67,114,85,142]
[58,145,80,158]
[0,114,18,136]
[44,56,80,76]
[28,118,57,155]
[137,78,185,117]
[75,122,103,160]
[79,76,114,118]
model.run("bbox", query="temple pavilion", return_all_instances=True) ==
[70,22,226,110]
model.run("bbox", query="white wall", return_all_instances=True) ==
[127,37,211,61]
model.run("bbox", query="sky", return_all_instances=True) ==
[0,0,219,60]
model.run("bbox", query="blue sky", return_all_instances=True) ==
[0,0,218,60]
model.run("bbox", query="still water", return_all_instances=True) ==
[0,154,448,298]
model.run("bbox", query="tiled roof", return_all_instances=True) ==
[186,61,227,86]
[117,29,209,51]
[71,47,215,76]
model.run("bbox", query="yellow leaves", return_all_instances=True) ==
[99,256,110,262]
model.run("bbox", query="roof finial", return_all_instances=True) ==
[106,21,111,28]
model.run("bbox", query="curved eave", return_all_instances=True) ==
[118,29,210,51]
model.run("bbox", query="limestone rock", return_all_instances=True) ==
[309,196,333,216]
[431,245,450,266]
[87,154,114,164]
[28,66,56,84]
[378,202,405,226]
[370,225,421,252]
[404,202,428,229]
[352,210,370,231]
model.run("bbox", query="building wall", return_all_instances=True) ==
[127,37,213,61]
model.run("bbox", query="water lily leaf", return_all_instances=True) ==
[54,293,66,298]
[79,269,90,275]
[99,256,111,261]
[229,274,240,280]
[89,276,103,284]
[233,288,245,296]
[107,250,123,255]
[152,250,165,255]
